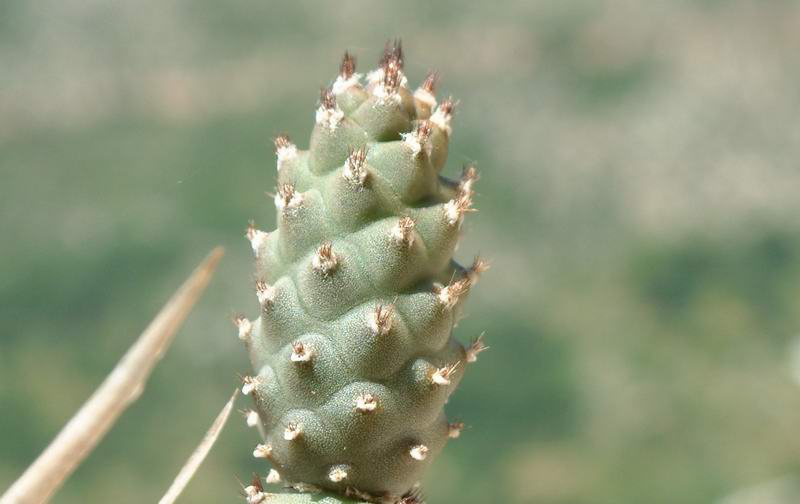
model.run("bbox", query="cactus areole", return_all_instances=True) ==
[237,41,487,504]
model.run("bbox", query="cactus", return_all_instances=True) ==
[237,41,487,504]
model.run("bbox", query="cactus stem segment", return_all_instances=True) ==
[409,444,429,461]
[240,43,486,499]
[312,242,339,275]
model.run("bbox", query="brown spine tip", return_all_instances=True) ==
[343,146,368,188]
[468,255,490,285]
[392,216,416,246]
[443,187,475,226]
[466,333,489,363]
[369,303,394,336]
[320,86,336,111]
[275,183,302,211]
[421,72,438,94]
[274,134,292,153]
[380,39,404,94]
[283,422,303,441]
[255,280,276,306]
[312,241,339,275]
[340,51,356,79]
[430,361,460,386]
[460,164,479,190]
[379,39,404,69]
[243,473,266,503]
[290,341,313,363]
[439,97,455,116]
[434,277,472,308]
[355,393,379,412]
[417,120,432,146]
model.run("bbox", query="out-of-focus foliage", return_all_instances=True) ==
[2,1,800,503]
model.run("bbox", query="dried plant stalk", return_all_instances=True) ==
[1,248,224,504]
[159,388,238,504]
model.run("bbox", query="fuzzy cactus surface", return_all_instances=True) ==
[236,42,486,504]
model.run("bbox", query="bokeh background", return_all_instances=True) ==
[3,1,800,503]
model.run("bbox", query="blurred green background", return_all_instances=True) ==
[2,1,800,503]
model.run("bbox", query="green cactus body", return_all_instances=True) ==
[237,43,486,503]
